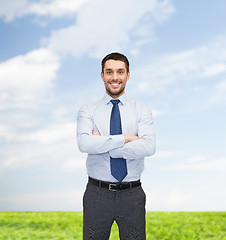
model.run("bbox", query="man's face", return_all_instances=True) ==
[101,59,130,99]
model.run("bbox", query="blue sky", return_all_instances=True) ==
[0,0,226,211]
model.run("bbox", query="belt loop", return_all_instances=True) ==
[129,182,132,188]
[98,180,101,188]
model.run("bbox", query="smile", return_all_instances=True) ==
[110,82,121,87]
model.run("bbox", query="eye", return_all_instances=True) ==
[106,71,112,74]
[118,69,124,75]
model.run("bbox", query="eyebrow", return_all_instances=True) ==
[105,68,125,71]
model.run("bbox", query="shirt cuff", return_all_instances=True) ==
[110,134,125,149]
[109,146,124,158]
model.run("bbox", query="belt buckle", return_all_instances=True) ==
[109,183,118,191]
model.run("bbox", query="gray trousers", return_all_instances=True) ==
[83,181,146,240]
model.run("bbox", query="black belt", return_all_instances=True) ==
[88,177,141,191]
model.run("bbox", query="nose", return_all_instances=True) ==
[113,72,118,80]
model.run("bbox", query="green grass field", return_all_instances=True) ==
[0,212,225,239]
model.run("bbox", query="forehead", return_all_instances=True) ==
[104,59,126,70]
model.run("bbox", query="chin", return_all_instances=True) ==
[107,90,124,98]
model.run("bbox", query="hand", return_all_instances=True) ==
[92,131,101,136]
[124,134,139,143]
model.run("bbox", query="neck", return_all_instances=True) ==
[106,91,125,99]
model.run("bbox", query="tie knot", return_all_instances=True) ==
[111,99,120,106]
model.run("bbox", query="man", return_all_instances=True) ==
[77,52,156,239]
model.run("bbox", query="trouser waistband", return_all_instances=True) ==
[88,177,141,191]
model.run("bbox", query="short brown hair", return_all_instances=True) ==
[101,52,129,73]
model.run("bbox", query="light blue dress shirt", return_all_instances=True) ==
[77,93,156,182]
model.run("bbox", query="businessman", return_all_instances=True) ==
[77,52,156,239]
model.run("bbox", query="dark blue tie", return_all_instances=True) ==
[110,99,127,182]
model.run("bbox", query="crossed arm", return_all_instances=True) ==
[92,131,138,143]
[77,105,156,160]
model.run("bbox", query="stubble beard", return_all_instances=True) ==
[105,85,125,98]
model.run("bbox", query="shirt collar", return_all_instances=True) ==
[103,92,127,105]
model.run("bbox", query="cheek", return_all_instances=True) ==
[122,79,128,85]
[103,78,110,85]
[104,77,112,83]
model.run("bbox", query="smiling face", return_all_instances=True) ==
[101,59,130,99]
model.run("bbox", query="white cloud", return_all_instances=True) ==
[0,122,85,173]
[28,0,89,17]
[45,0,175,58]
[201,63,226,78]
[163,155,226,171]
[0,48,60,109]
[0,0,88,22]
[20,122,75,144]
[0,125,15,142]
[148,151,226,172]
[209,79,226,105]
[0,0,28,22]
[155,152,226,171]
[62,158,86,171]
[151,108,165,117]
[0,189,85,211]
[154,150,190,158]
[146,189,226,211]
[133,37,226,96]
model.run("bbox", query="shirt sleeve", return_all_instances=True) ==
[109,104,156,160]
[76,104,125,154]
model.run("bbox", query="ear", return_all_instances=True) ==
[127,71,130,81]
[101,72,104,82]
